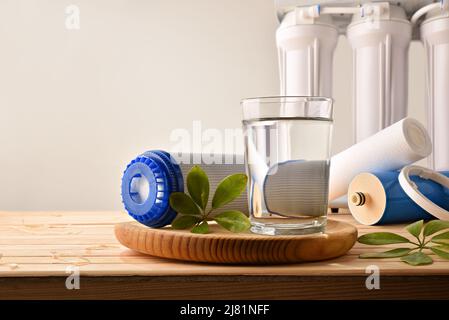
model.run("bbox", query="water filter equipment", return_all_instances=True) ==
[274,2,417,212]
[121,150,247,227]
[420,4,449,171]
[329,117,432,200]
[276,7,338,162]
[276,2,414,143]
[347,4,412,142]
[348,168,449,225]
[276,8,339,96]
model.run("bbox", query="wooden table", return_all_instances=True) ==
[0,211,448,299]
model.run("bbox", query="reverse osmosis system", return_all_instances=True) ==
[275,0,449,170]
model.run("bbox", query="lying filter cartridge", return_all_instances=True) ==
[348,170,449,225]
[329,196,349,211]
[263,160,330,217]
[121,150,247,228]
[329,118,432,200]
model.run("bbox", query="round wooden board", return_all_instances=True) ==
[114,220,358,264]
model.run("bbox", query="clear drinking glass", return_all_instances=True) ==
[242,96,333,235]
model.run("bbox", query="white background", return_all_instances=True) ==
[0,0,426,211]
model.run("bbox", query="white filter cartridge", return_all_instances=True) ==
[276,10,338,161]
[421,11,449,171]
[277,11,338,97]
[329,118,432,200]
[347,4,412,142]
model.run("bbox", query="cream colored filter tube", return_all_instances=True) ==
[329,118,432,200]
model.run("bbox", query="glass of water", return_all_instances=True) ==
[242,96,333,235]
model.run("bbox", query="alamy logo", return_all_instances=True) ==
[65,266,80,290]
[365,265,380,290]
[170,120,244,164]
[65,5,80,30]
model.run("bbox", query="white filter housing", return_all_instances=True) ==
[347,5,411,142]
[421,11,449,171]
[277,11,338,96]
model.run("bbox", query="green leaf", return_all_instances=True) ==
[433,243,449,251]
[212,174,248,209]
[358,232,410,245]
[359,248,412,259]
[430,247,449,260]
[430,231,449,245]
[401,252,433,266]
[406,220,423,239]
[191,221,209,234]
[187,166,210,210]
[169,192,201,215]
[432,244,449,252]
[171,215,201,230]
[423,220,449,236]
[213,210,250,233]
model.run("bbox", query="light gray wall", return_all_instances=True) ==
[0,0,426,211]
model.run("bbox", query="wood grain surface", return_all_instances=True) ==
[114,220,357,264]
[1,211,449,299]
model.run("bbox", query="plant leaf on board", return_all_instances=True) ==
[171,215,201,230]
[191,221,209,234]
[431,231,449,245]
[406,220,423,240]
[170,166,249,234]
[423,220,449,237]
[358,232,410,245]
[430,247,449,260]
[213,210,251,233]
[186,165,210,210]
[359,248,412,259]
[169,192,201,216]
[401,252,433,266]
[212,174,247,209]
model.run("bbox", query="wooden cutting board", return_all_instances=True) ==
[114,219,357,264]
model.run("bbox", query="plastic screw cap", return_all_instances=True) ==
[121,150,184,228]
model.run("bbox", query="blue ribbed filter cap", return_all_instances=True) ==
[121,150,184,228]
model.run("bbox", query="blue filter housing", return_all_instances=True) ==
[121,150,248,228]
[348,171,449,225]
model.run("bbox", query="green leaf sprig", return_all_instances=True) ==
[358,220,449,266]
[169,165,250,234]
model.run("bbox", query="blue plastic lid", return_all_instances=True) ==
[121,150,184,228]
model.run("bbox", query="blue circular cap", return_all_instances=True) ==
[121,150,184,228]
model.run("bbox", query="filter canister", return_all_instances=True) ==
[421,12,449,171]
[121,150,248,228]
[347,4,411,142]
[276,11,338,97]
[348,171,449,225]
